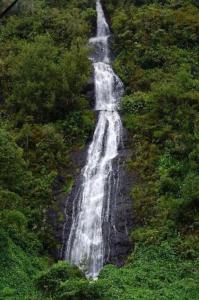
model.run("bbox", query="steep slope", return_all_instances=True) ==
[0,0,198,299]
[94,0,199,298]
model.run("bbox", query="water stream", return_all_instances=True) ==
[64,0,124,279]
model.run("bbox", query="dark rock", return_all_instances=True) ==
[84,74,95,108]
[57,123,134,267]
[102,135,134,266]
[48,146,88,259]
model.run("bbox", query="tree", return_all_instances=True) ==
[7,35,91,123]
[0,128,27,193]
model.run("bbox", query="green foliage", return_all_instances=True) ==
[96,243,199,300]
[0,1,95,299]
[0,0,199,299]
[0,231,46,300]
[36,261,83,296]
[58,278,102,300]
[56,110,95,146]
[108,0,199,240]
[2,210,27,231]
[6,35,91,123]
[0,128,27,193]
[100,0,199,298]
[36,261,103,300]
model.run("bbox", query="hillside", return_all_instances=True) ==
[0,0,199,299]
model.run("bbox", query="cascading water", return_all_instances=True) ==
[64,0,124,278]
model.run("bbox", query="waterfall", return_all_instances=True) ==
[64,0,124,279]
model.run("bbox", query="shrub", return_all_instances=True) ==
[36,261,84,296]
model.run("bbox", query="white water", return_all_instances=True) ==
[65,0,123,278]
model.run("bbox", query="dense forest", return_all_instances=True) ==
[0,0,198,299]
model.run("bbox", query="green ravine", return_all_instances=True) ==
[0,0,198,299]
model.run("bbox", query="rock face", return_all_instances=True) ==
[84,75,95,108]
[58,125,133,267]
[49,146,89,260]
[102,128,134,266]
[50,0,133,270]
[59,148,88,260]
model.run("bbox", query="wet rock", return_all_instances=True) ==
[48,147,88,259]
[102,138,134,266]
[84,75,95,108]
[52,124,134,268]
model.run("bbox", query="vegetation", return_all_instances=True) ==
[0,0,95,298]
[97,0,199,298]
[0,0,199,299]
